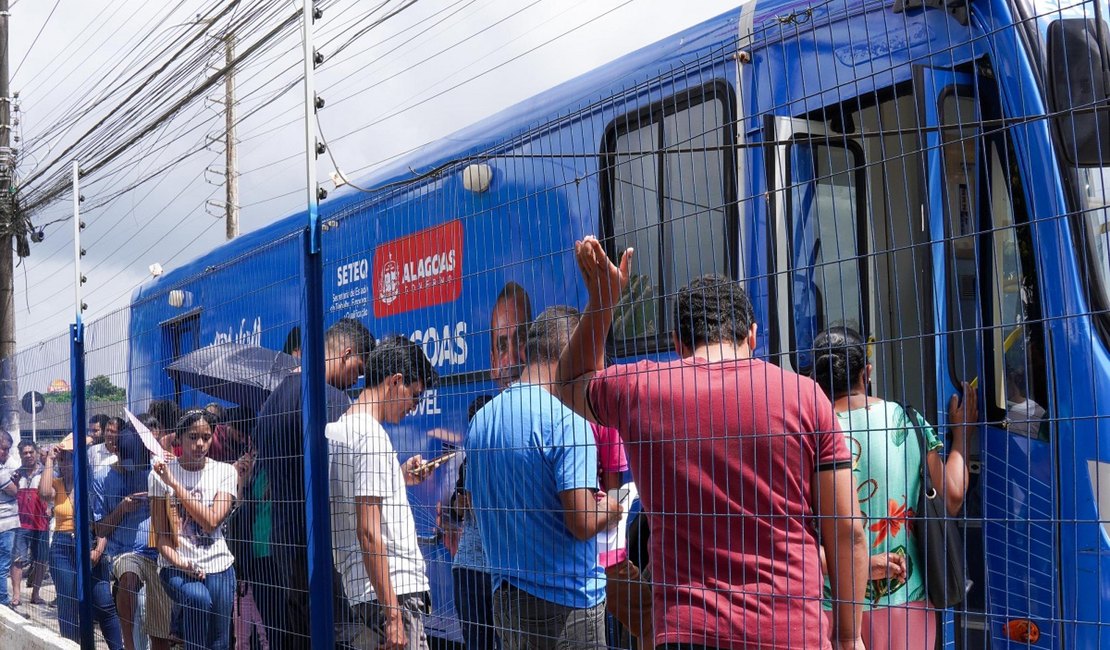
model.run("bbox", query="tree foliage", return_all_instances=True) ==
[43,375,126,404]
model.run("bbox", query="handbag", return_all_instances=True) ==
[903,404,968,608]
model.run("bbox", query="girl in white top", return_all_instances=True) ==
[150,410,238,650]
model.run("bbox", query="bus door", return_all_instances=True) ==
[916,64,1058,648]
[767,116,869,372]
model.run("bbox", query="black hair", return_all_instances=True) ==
[325,318,376,363]
[106,416,128,433]
[811,327,869,400]
[204,402,226,423]
[89,414,109,429]
[147,401,180,432]
[224,405,256,438]
[175,409,219,440]
[283,326,302,355]
[495,282,532,321]
[138,414,162,432]
[467,395,494,422]
[365,335,439,390]
[17,440,37,454]
[525,305,581,363]
[0,431,11,447]
[673,274,755,351]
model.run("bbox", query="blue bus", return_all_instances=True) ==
[122,0,1110,647]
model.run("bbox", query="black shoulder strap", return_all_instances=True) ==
[898,402,930,482]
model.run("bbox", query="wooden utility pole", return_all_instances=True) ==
[224,32,238,240]
[0,0,17,436]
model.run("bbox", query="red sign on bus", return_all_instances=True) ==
[373,220,464,317]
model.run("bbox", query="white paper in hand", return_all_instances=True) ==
[598,482,638,560]
[124,408,168,463]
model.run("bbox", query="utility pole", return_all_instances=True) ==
[0,0,17,438]
[224,32,238,240]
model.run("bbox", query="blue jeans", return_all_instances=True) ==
[0,528,14,606]
[49,532,124,650]
[453,567,501,650]
[160,566,236,650]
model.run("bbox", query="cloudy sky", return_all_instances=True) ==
[10,0,737,390]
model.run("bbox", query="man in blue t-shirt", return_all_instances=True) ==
[93,431,173,650]
[466,306,621,650]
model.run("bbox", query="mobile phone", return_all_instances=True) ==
[410,451,458,474]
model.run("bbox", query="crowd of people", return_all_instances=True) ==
[0,233,984,650]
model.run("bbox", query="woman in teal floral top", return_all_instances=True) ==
[812,327,977,650]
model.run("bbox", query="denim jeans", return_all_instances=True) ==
[160,566,236,650]
[0,528,14,606]
[453,567,501,650]
[49,532,125,650]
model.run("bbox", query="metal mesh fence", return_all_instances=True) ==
[8,0,1110,648]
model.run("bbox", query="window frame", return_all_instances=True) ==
[598,80,740,357]
[936,84,984,389]
[783,136,870,372]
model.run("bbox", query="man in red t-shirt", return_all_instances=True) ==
[556,237,868,650]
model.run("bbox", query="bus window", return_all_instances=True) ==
[940,90,981,386]
[787,141,866,371]
[610,122,662,339]
[161,312,200,406]
[1080,168,1110,309]
[989,143,1048,437]
[603,83,737,346]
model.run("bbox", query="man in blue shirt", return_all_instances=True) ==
[466,306,621,650]
[93,430,173,650]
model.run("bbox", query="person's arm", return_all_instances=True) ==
[151,495,197,576]
[555,236,633,422]
[559,488,621,540]
[925,383,978,515]
[600,470,623,493]
[152,461,235,534]
[816,467,867,649]
[356,496,407,650]
[94,491,145,538]
[39,453,56,501]
[0,470,16,497]
[90,535,108,567]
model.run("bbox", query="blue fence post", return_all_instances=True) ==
[301,230,335,645]
[298,1,335,646]
[69,321,95,648]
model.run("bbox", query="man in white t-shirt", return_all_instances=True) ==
[88,415,121,484]
[327,336,440,650]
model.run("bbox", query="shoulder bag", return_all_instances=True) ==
[903,404,968,608]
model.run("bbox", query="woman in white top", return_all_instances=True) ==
[150,410,239,650]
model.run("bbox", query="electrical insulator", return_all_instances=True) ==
[313,6,323,20]
[315,96,325,110]
[81,275,87,284]
[80,248,86,257]
[313,50,325,66]
[316,142,327,157]
[81,302,87,312]
[79,221,86,230]
[317,187,328,201]
[78,194,85,203]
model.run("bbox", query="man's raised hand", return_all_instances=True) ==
[575,236,632,310]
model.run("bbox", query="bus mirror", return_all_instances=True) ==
[1048,18,1110,166]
